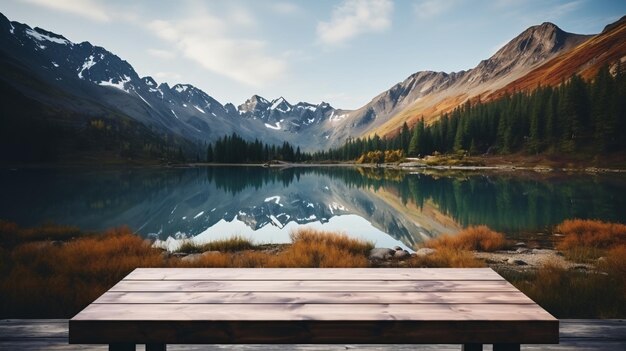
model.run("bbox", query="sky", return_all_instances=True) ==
[2,0,625,109]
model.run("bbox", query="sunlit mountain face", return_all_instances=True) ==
[2,167,625,251]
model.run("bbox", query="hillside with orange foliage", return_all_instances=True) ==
[492,16,626,100]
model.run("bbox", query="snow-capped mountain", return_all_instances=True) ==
[0,12,346,154]
[2,10,623,163]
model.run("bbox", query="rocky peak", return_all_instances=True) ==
[270,96,292,112]
[466,22,590,84]
[238,94,271,113]
[602,15,626,34]
[142,76,157,87]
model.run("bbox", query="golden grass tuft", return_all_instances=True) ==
[556,219,626,248]
[176,236,255,253]
[425,225,506,252]
[0,225,164,318]
[272,229,372,267]
[555,219,626,262]
[407,247,485,268]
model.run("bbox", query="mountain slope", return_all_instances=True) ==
[325,22,597,144]
[0,12,345,159]
[493,15,626,98]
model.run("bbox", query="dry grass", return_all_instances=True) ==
[407,247,485,268]
[0,220,81,247]
[0,225,164,318]
[501,260,626,318]
[425,225,506,252]
[176,236,255,253]
[555,219,626,262]
[2,219,625,319]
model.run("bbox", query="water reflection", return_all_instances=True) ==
[1,167,625,249]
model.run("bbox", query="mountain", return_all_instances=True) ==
[493,15,626,98]
[1,11,624,163]
[324,21,597,143]
[0,12,347,164]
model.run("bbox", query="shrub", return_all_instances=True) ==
[555,219,626,261]
[176,236,255,253]
[556,219,626,249]
[425,225,506,252]
[407,247,484,268]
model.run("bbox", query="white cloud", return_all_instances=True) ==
[413,0,455,20]
[317,0,393,45]
[154,72,182,82]
[148,48,176,60]
[147,10,286,87]
[21,0,110,22]
[271,2,300,15]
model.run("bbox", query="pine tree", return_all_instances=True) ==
[206,143,214,162]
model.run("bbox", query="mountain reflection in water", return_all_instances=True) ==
[1,167,625,249]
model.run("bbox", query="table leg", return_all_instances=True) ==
[462,344,482,351]
[109,344,135,351]
[493,344,520,351]
[146,344,166,351]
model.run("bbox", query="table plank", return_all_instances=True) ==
[125,268,505,281]
[108,280,519,292]
[70,268,559,346]
[71,303,556,321]
[94,291,537,305]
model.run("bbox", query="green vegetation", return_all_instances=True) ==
[206,133,310,163]
[318,65,626,161]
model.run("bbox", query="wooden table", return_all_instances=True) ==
[69,268,559,351]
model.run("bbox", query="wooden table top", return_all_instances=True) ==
[69,268,559,345]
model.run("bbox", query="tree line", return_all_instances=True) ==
[313,64,626,161]
[206,133,309,163]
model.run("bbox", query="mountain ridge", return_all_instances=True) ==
[1,11,624,161]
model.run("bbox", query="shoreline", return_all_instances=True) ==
[4,157,626,173]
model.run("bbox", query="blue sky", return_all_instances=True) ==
[2,0,625,109]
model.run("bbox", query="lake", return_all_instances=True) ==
[1,166,625,250]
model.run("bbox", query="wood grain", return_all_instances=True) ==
[71,303,555,321]
[108,280,519,292]
[69,268,560,346]
[124,268,504,281]
[94,291,537,305]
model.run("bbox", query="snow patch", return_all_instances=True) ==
[170,109,179,119]
[269,215,283,228]
[264,121,281,130]
[51,62,59,67]
[25,28,71,45]
[175,85,188,93]
[264,196,283,206]
[193,211,205,219]
[136,93,152,107]
[193,105,205,114]
[98,75,131,93]
[77,55,96,79]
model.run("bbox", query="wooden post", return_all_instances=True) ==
[109,344,134,351]
[146,344,166,351]
[462,344,482,351]
[493,344,520,351]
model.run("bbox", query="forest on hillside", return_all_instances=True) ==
[314,65,626,161]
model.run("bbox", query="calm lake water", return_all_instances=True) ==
[1,166,625,250]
